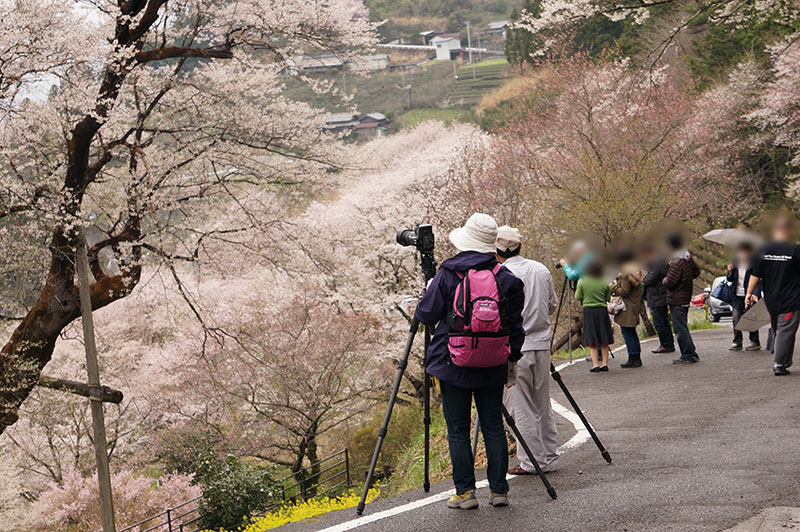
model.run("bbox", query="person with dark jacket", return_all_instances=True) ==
[746,214,800,376]
[641,247,675,354]
[416,213,525,510]
[726,241,762,351]
[663,233,701,364]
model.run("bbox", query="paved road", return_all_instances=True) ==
[285,327,800,532]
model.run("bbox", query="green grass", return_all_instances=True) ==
[689,317,723,331]
[466,58,509,68]
[396,108,475,128]
[552,347,590,360]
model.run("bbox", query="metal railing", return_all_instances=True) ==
[118,449,350,532]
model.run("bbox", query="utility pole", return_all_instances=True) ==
[76,231,116,532]
[467,22,473,65]
[477,31,482,62]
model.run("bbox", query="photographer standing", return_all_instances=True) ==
[495,226,561,476]
[416,213,525,510]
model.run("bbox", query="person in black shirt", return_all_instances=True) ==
[747,215,800,376]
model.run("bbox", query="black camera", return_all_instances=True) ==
[396,224,435,254]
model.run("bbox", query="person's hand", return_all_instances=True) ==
[727,263,734,272]
[745,293,755,308]
[506,362,518,388]
[559,258,567,267]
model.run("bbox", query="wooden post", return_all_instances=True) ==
[76,231,116,532]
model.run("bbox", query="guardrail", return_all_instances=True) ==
[118,449,350,532]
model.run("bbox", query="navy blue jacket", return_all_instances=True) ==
[726,259,762,298]
[415,251,525,389]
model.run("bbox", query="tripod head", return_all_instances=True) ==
[396,224,438,284]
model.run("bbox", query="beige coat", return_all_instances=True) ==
[611,263,644,328]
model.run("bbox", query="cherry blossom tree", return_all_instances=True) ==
[748,35,800,196]
[163,276,386,490]
[426,56,752,249]
[511,0,800,60]
[0,0,376,434]
[27,468,199,532]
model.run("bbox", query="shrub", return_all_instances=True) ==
[196,454,281,531]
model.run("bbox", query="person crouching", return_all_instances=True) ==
[416,213,525,509]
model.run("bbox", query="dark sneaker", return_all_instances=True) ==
[774,366,790,376]
[590,366,601,373]
[673,357,699,364]
[620,359,642,368]
[652,346,675,354]
[489,492,509,507]
[448,490,479,509]
[729,343,743,351]
[599,365,609,372]
[745,343,761,351]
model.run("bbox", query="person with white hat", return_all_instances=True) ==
[416,213,525,510]
[495,225,561,475]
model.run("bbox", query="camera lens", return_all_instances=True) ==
[396,229,417,247]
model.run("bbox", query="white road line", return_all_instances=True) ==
[319,332,720,531]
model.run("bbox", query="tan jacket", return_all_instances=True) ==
[611,263,644,328]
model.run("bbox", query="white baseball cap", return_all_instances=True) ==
[449,213,498,254]
[496,225,521,252]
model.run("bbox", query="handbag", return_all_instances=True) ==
[607,296,627,316]
[711,279,735,304]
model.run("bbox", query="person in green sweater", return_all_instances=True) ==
[575,261,613,372]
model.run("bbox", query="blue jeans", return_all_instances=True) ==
[650,305,674,350]
[669,304,698,361]
[440,382,509,495]
[620,326,641,356]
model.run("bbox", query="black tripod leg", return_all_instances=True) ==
[470,412,480,459]
[357,318,420,515]
[549,277,612,464]
[501,405,557,500]
[549,363,612,464]
[423,326,432,492]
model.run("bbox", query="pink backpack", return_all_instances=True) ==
[447,264,511,368]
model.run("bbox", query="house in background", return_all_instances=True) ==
[349,54,390,72]
[323,113,360,132]
[487,20,510,40]
[432,35,462,61]
[420,30,437,45]
[323,112,388,140]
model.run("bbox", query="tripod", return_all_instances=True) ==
[550,276,612,463]
[356,250,436,516]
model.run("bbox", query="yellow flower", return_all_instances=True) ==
[204,488,381,532]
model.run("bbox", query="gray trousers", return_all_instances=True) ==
[770,311,800,368]
[503,349,560,472]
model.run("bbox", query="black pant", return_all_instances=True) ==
[732,296,759,345]
[650,305,674,350]
[669,304,698,361]
[440,382,509,495]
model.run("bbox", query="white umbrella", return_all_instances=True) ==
[702,228,762,247]
[734,299,771,332]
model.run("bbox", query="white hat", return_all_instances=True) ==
[449,213,498,254]
[496,226,521,252]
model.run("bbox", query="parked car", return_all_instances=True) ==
[707,276,734,322]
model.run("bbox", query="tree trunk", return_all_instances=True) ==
[0,239,140,434]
